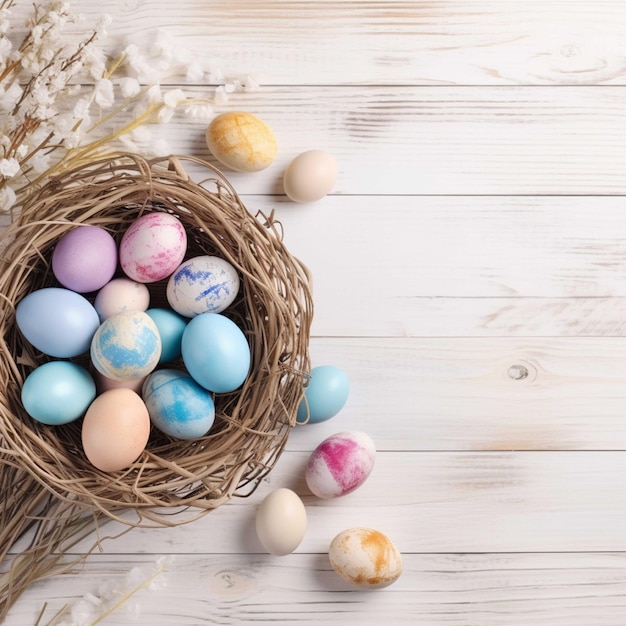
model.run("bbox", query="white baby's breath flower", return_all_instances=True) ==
[157,106,175,124]
[0,36,11,61]
[0,185,16,211]
[184,102,214,121]
[0,83,23,110]
[163,88,186,109]
[0,158,20,178]
[94,78,114,108]
[186,62,204,83]
[119,77,141,99]
[146,84,163,104]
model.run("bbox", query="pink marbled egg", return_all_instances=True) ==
[120,213,187,283]
[305,431,376,499]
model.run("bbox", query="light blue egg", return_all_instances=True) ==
[90,310,162,381]
[296,365,350,424]
[146,308,187,363]
[16,287,100,358]
[142,368,215,439]
[21,361,96,425]
[181,313,250,393]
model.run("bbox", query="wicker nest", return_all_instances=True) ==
[0,153,313,524]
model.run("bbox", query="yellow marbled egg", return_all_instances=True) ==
[329,527,403,589]
[206,112,278,172]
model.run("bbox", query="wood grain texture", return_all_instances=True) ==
[102,85,626,196]
[7,553,626,626]
[10,0,626,86]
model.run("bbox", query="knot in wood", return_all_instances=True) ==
[507,364,529,381]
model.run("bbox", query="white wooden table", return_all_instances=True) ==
[7,0,626,624]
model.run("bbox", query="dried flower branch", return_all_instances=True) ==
[0,0,257,214]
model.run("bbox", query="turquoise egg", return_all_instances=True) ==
[21,361,96,425]
[142,368,215,439]
[296,365,350,424]
[146,308,187,363]
[90,310,162,381]
[181,313,250,393]
[16,287,100,358]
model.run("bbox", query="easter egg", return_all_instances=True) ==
[296,365,349,424]
[255,488,307,556]
[81,388,150,472]
[146,308,187,363]
[90,310,161,381]
[16,287,100,358]
[94,278,150,321]
[52,225,117,293]
[119,212,187,283]
[329,528,403,589]
[206,111,278,172]
[166,255,240,317]
[305,431,375,499]
[142,369,215,439]
[283,150,337,203]
[21,361,96,425]
[181,312,250,393]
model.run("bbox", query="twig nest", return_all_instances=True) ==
[206,111,278,172]
[0,153,313,520]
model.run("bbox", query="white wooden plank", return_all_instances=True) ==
[6,552,626,626]
[99,85,626,196]
[297,336,626,452]
[260,195,626,337]
[17,450,626,556]
[10,1,626,86]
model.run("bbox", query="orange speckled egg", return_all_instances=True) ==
[81,388,150,472]
[329,527,402,589]
[206,111,278,172]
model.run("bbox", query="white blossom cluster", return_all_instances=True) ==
[0,0,258,213]
[48,556,172,626]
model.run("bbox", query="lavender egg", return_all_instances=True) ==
[166,255,240,318]
[52,225,117,293]
[305,431,376,499]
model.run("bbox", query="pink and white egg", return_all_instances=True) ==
[305,431,376,499]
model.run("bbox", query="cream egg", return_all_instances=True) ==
[283,150,337,203]
[255,488,307,556]
[329,527,402,589]
[206,111,278,172]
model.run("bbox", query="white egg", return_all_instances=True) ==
[166,255,240,317]
[283,150,337,203]
[255,488,307,556]
[329,527,402,589]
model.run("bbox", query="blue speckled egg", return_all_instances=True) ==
[21,361,96,425]
[146,308,187,363]
[181,313,250,393]
[166,255,240,317]
[16,287,100,358]
[142,368,215,439]
[296,365,350,424]
[90,310,161,381]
